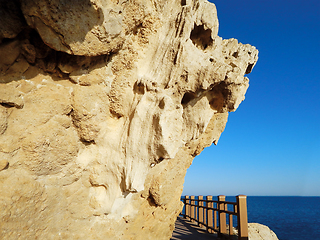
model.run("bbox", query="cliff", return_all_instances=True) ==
[0,0,258,239]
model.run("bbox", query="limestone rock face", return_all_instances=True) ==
[0,0,258,239]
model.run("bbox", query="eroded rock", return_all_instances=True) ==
[0,0,259,239]
[248,223,279,240]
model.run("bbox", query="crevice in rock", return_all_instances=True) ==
[173,51,179,65]
[181,91,197,105]
[190,24,213,50]
[80,139,95,146]
[158,99,165,109]
[155,145,168,161]
[0,101,23,109]
[120,172,127,193]
[133,81,145,95]
[122,191,130,198]
[0,102,15,108]
[66,108,73,116]
[147,194,157,207]
[132,22,143,35]
[208,91,225,113]
[153,156,164,165]
[110,109,124,119]
[232,51,239,58]
[245,63,254,74]
[89,179,107,191]
[57,51,107,74]
[208,82,229,111]
[1,27,115,83]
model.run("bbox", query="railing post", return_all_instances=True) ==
[218,195,227,236]
[204,198,207,228]
[214,207,217,230]
[207,196,213,233]
[195,196,199,223]
[229,214,233,236]
[198,195,203,227]
[236,195,248,240]
[182,196,186,218]
[191,196,195,222]
[185,196,190,220]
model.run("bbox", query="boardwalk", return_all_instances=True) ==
[171,217,220,240]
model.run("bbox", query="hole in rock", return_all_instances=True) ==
[181,0,186,6]
[133,23,143,35]
[156,145,167,161]
[181,92,197,105]
[133,81,145,94]
[159,99,165,109]
[190,24,213,50]
[147,195,157,207]
[209,97,224,112]
[245,63,254,74]
[232,52,239,58]
[207,82,229,112]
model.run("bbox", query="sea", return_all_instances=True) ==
[181,196,320,240]
[245,196,320,240]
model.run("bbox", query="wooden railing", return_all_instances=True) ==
[181,195,248,240]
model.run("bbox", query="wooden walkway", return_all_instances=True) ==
[171,217,220,240]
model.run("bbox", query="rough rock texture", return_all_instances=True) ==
[248,223,279,240]
[0,0,258,239]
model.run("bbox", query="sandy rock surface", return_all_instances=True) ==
[249,223,279,240]
[0,0,259,239]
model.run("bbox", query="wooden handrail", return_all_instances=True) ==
[180,195,248,240]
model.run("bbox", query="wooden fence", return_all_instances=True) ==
[181,195,248,240]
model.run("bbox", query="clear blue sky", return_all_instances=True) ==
[183,0,320,196]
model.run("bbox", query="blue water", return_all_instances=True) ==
[246,196,320,240]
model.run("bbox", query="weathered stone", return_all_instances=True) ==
[0,81,25,108]
[0,170,48,239]
[71,84,110,142]
[0,0,26,41]
[248,223,279,240]
[0,0,262,239]
[0,159,8,170]
[20,119,79,175]
[19,0,151,56]
[0,40,21,67]
[0,106,7,135]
